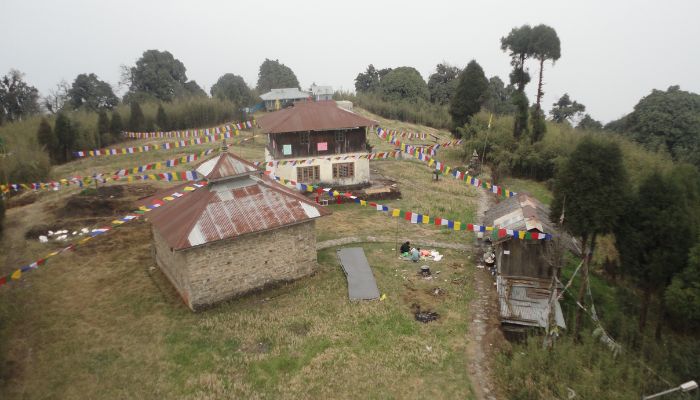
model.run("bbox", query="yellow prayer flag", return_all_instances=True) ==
[360,200,367,206]
[163,196,175,201]
[121,148,127,154]
[80,237,92,244]
[392,209,400,217]
[454,221,461,231]
[333,191,339,197]
[148,174,156,180]
[518,231,526,239]
[112,220,124,225]
[486,226,494,231]
[139,206,148,211]
[235,129,240,136]
[11,269,22,280]
[428,159,435,166]
[184,186,195,191]
[423,216,430,224]
[155,163,161,169]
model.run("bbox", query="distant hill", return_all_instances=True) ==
[606,86,700,167]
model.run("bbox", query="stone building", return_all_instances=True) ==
[140,150,329,311]
[258,100,376,187]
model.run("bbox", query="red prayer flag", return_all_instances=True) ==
[434,218,442,226]
[467,223,474,230]
[405,211,412,221]
[498,229,506,238]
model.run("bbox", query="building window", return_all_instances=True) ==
[300,131,310,145]
[335,131,345,142]
[332,162,354,179]
[297,165,320,183]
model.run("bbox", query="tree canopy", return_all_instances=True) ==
[355,64,380,93]
[427,63,461,105]
[0,69,41,124]
[124,50,202,102]
[68,73,119,111]
[128,101,145,132]
[256,59,299,93]
[550,93,586,124]
[577,114,603,131]
[530,24,561,109]
[605,85,700,167]
[449,60,488,131]
[210,73,254,106]
[484,76,516,115]
[378,67,429,103]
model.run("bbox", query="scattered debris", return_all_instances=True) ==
[415,310,439,323]
[420,265,431,277]
[431,287,446,297]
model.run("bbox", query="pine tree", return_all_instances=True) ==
[156,104,169,131]
[54,113,76,163]
[110,111,124,141]
[128,101,145,131]
[550,137,629,340]
[449,60,488,132]
[36,117,58,163]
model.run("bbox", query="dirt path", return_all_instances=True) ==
[317,236,472,251]
[464,187,504,400]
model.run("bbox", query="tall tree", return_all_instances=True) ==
[550,137,629,340]
[128,101,145,132]
[256,59,300,93]
[484,76,516,115]
[530,24,561,110]
[68,73,119,111]
[123,50,201,102]
[54,113,77,163]
[501,25,533,138]
[550,93,586,124]
[354,64,380,93]
[109,111,124,141]
[36,118,58,163]
[156,104,169,131]
[577,114,603,131]
[427,63,461,105]
[605,85,700,168]
[43,80,70,114]
[378,67,429,103]
[0,69,41,123]
[210,73,254,106]
[0,195,5,236]
[449,60,488,131]
[665,238,700,331]
[616,172,694,338]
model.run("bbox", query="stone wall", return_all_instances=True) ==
[182,220,318,311]
[152,227,191,305]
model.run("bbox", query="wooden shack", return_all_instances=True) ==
[258,101,376,187]
[483,193,570,335]
[139,150,330,311]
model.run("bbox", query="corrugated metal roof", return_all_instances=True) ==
[497,275,566,329]
[195,152,258,181]
[260,88,310,101]
[310,84,333,96]
[137,167,330,251]
[257,100,376,134]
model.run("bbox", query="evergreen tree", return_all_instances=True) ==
[449,60,488,132]
[550,137,629,340]
[530,107,546,142]
[256,59,300,93]
[616,172,694,338]
[128,101,145,131]
[210,74,254,106]
[501,25,533,139]
[54,113,77,163]
[156,104,169,131]
[97,110,110,135]
[550,93,586,124]
[109,111,124,141]
[354,64,380,93]
[36,118,58,163]
[378,67,429,103]
[427,63,461,105]
[577,114,603,131]
[530,24,561,110]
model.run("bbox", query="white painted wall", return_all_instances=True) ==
[265,148,370,186]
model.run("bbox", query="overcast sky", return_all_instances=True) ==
[2,0,699,123]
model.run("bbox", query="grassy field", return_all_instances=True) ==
[0,109,486,399]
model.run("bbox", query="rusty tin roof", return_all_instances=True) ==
[195,151,258,181]
[257,100,376,134]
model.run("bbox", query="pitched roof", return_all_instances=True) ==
[310,84,333,96]
[483,193,554,233]
[259,88,310,101]
[257,100,376,134]
[139,174,330,250]
[195,152,258,182]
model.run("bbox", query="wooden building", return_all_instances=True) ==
[483,193,571,334]
[138,150,330,311]
[258,101,376,187]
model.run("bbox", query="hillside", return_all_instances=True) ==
[0,109,495,399]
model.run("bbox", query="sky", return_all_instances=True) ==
[2,0,699,123]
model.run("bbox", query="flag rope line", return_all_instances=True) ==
[122,119,254,139]
[0,181,209,287]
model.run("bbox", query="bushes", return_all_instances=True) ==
[335,92,451,129]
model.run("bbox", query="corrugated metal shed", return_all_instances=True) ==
[259,88,310,101]
[310,84,333,96]
[257,100,376,134]
[497,275,566,329]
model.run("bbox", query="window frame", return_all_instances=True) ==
[332,162,355,179]
[297,165,320,183]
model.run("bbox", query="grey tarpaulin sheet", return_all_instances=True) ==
[337,247,380,300]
